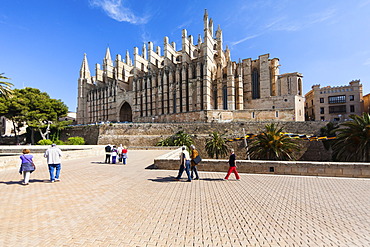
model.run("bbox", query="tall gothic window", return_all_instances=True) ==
[173,92,177,113]
[223,85,228,110]
[213,87,217,109]
[179,72,183,112]
[252,69,260,99]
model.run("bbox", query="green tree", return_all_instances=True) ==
[0,87,68,144]
[332,113,370,162]
[247,123,301,161]
[205,132,229,159]
[0,73,13,98]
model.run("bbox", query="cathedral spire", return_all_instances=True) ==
[203,9,209,30]
[79,53,91,79]
[104,47,112,65]
[198,34,202,45]
[216,24,223,41]
[126,50,132,66]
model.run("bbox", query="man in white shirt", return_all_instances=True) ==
[44,144,63,183]
[175,146,192,182]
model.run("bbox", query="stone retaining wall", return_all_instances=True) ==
[154,148,370,178]
[61,121,329,161]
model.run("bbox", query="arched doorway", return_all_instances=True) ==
[119,102,132,122]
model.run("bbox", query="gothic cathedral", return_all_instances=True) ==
[77,10,305,124]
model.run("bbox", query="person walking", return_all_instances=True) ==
[44,144,63,183]
[104,144,112,163]
[117,144,123,162]
[190,145,200,180]
[175,146,192,182]
[111,145,118,164]
[224,149,240,180]
[122,146,128,165]
[19,149,36,185]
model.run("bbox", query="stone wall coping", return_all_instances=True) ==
[154,150,370,178]
[0,146,178,171]
[156,147,369,166]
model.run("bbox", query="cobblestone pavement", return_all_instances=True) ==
[1,150,370,247]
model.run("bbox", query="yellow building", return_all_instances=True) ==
[305,80,364,121]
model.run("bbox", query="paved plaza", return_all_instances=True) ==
[0,150,369,247]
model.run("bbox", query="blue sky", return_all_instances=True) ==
[1,0,370,111]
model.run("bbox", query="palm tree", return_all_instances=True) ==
[247,123,301,161]
[0,73,13,98]
[205,132,229,159]
[332,113,370,162]
[173,131,193,149]
[156,131,193,149]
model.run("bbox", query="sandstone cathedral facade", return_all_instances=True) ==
[77,10,305,124]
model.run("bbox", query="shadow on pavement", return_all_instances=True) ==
[145,164,158,169]
[201,178,224,181]
[0,179,52,185]
[91,162,123,165]
[148,176,179,183]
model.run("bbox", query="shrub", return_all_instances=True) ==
[67,136,85,145]
[54,140,65,145]
[37,139,53,145]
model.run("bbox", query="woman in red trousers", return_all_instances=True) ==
[224,149,240,180]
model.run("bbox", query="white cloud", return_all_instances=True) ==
[359,0,370,7]
[264,8,336,33]
[364,58,370,66]
[230,34,259,46]
[176,20,193,30]
[89,0,149,24]
[307,8,336,25]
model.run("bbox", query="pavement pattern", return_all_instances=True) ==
[0,150,369,247]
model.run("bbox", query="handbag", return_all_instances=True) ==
[23,155,36,171]
[193,155,202,164]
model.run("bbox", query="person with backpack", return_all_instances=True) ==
[190,145,200,180]
[104,144,112,163]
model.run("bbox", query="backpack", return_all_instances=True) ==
[105,145,112,152]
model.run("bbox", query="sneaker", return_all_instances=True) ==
[51,180,55,183]
[194,178,200,180]
[186,180,192,182]
[223,178,228,181]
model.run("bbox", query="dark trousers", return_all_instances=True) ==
[176,161,192,181]
[191,165,199,179]
[112,156,117,164]
[105,154,111,163]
